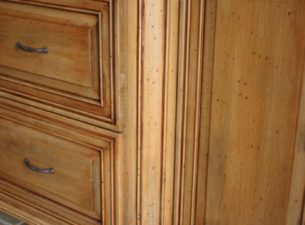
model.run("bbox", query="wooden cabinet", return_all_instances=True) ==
[0,0,304,225]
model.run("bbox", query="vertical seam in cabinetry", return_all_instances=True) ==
[178,0,191,224]
[160,0,169,225]
[173,0,186,224]
[171,0,182,224]
[109,0,116,123]
[111,140,115,225]
[101,150,106,224]
[190,0,205,224]
[286,54,305,225]
[137,0,144,225]
[300,190,305,225]
[107,2,116,224]
[203,0,218,224]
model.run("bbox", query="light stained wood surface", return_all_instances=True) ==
[0,0,118,129]
[0,1,98,94]
[174,0,207,225]
[0,117,101,219]
[287,57,305,225]
[0,0,123,224]
[0,0,304,225]
[205,0,305,225]
[138,1,166,225]
[0,103,117,225]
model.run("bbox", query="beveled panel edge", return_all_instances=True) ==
[0,183,100,225]
[133,0,214,225]
[0,95,120,133]
[0,104,118,225]
[0,74,102,106]
[0,0,103,103]
[0,0,99,90]
[0,0,121,129]
[0,116,102,218]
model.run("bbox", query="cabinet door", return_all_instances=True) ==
[205,0,305,225]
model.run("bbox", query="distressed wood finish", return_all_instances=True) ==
[174,0,207,225]
[0,117,101,219]
[137,1,167,224]
[0,0,119,129]
[0,104,118,225]
[0,1,99,99]
[0,0,124,224]
[205,0,305,225]
[0,0,305,225]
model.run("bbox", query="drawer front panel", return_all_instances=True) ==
[0,0,116,125]
[0,2,98,96]
[0,117,101,219]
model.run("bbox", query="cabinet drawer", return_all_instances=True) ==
[0,2,98,98]
[0,117,101,219]
[0,0,116,126]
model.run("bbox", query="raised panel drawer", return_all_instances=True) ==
[0,0,116,126]
[0,117,101,219]
[0,2,99,99]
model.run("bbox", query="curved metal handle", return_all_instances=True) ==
[16,41,49,54]
[24,158,55,174]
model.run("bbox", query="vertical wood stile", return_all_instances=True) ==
[174,0,209,224]
[136,1,168,225]
[161,0,180,225]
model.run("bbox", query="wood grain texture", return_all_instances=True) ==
[0,0,120,130]
[118,1,138,225]
[0,0,127,225]
[0,1,98,94]
[0,0,124,224]
[0,0,129,224]
[0,103,118,225]
[0,181,101,225]
[0,118,101,218]
[287,60,305,225]
[174,0,207,225]
[0,0,305,225]
[161,0,180,225]
[135,0,180,225]
[137,1,166,225]
[205,0,305,225]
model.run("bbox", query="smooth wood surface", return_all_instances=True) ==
[205,0,305,225]
[0,117,101,219]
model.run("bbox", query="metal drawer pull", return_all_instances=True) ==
[16,41,49,54]
[24,158,55,174]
